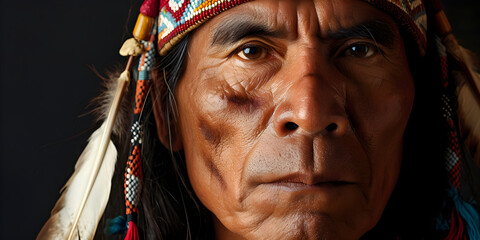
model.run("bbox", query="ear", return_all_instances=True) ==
[152,94,183,152]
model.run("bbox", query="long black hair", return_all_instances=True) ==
[100,34,214,240]
[139,34,214,239]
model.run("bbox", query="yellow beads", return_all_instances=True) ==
[133,13,155,41]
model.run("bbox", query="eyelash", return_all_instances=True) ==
[339,41,382,58]
[231,42,271,61]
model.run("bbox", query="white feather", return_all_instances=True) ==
[37,122,117,240]
[455,47,480,167]
[37,64,131,240]
[444,34,480,166]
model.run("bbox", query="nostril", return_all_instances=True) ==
[285,122,299,131]
[325,123,337,132]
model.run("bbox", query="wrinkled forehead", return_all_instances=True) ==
[157,0,426,55]
[203,0,400,43]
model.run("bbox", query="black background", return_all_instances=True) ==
[0,1,479,239]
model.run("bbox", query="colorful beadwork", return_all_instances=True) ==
[436,34,463,193]
[157,0,251,55]
[123,24,156,239]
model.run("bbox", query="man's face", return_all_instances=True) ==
[171,0,414,239]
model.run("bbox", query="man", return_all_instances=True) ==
[38,0,480,239]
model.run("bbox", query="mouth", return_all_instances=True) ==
[246,172,362,210]
[260,172,354,191]
[267,181,353,191]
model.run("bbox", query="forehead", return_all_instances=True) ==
[201,0,397,40]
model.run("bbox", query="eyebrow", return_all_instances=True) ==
[327,21,396,48]
[211,16,284,46]
[211,17,396,48]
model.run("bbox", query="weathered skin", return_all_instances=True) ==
[153,0,415,239]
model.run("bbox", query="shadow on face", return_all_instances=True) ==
[155,0,415,239]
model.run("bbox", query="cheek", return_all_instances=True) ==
[345,55,414,146]
[175,88,234,214]
[345,60,415,207]
[175,66,275,223]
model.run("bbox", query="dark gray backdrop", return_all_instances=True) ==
[0,1,478,239]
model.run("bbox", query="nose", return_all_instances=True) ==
[273,48,348,137]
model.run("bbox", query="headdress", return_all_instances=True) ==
[37,0,480,239]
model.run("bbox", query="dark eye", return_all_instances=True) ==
[237,45,267,60]
[344,43,376,58]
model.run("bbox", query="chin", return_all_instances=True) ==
[237,213,372,240]
[217,190,381,240]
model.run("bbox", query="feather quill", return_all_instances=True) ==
[37,56,133,240]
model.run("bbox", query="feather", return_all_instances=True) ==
[444,34,480,167]
[457,67,480,167]
[37,56,134,240]
[36,122,117,240]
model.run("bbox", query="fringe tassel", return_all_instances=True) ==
[445,206,466,240]
[436,187,480,239]
[450,188,480,239]
[104,216,127,236]
[124,221,140,240]
[445,207,467,240]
